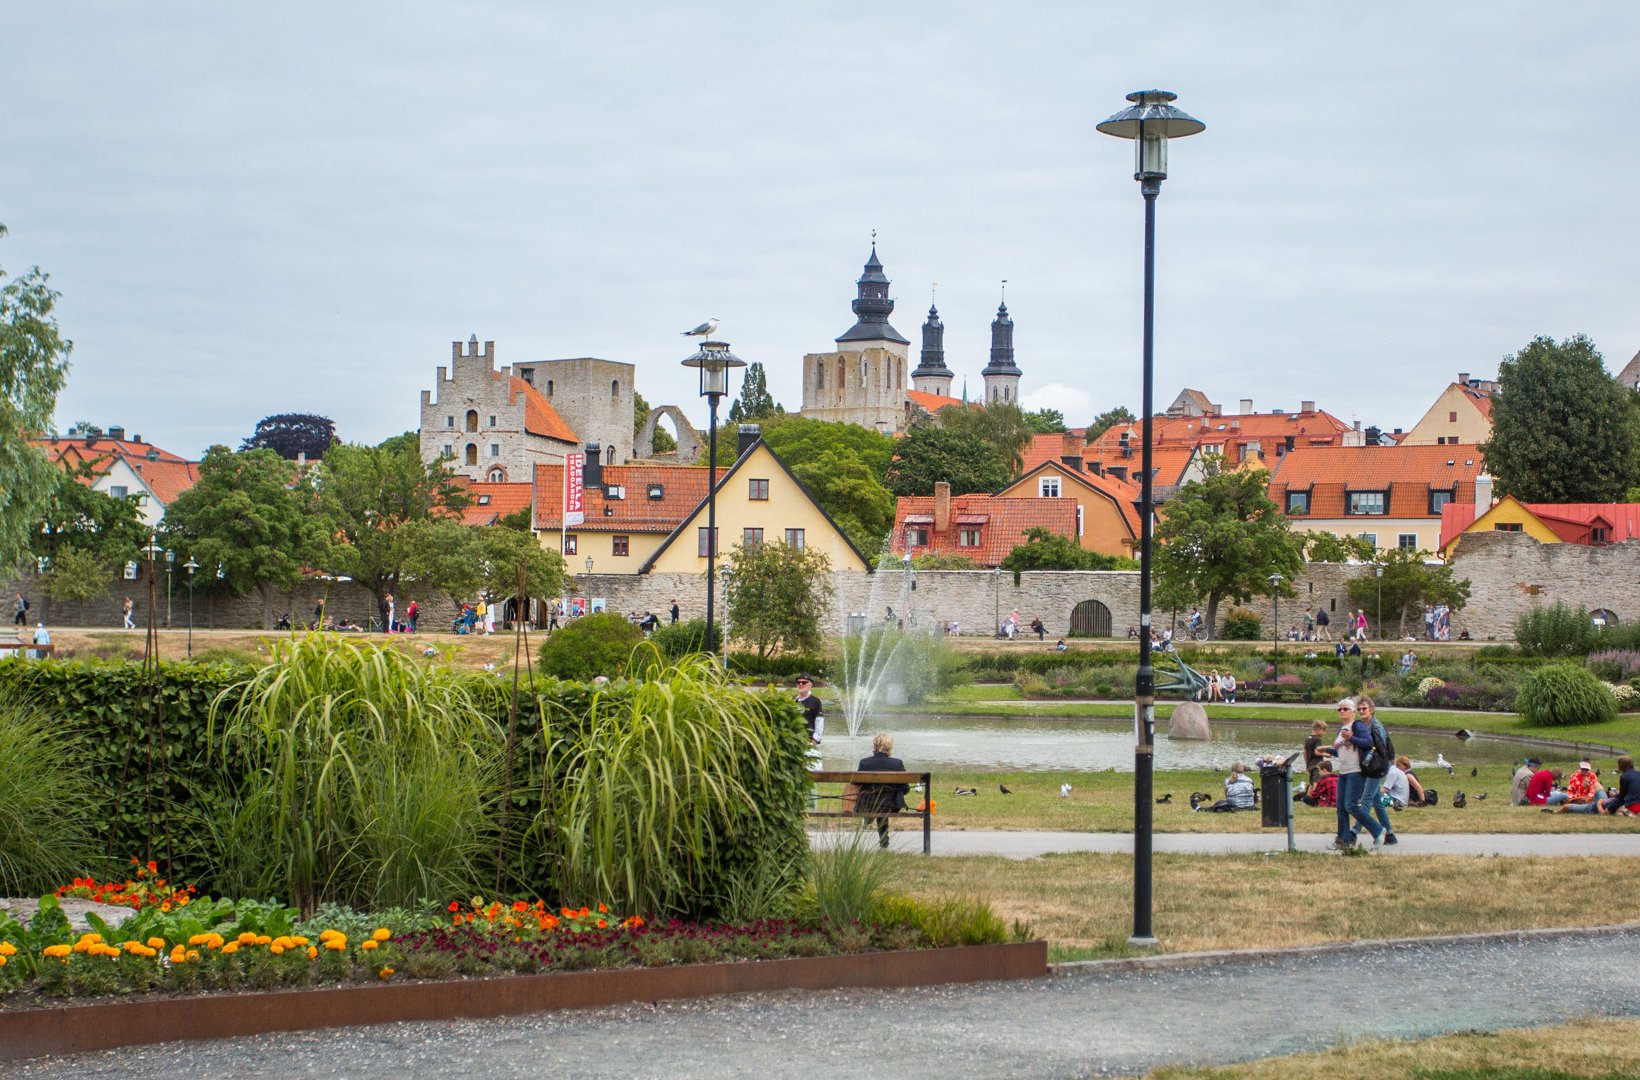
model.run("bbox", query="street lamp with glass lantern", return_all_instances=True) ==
[1375,563,1384,640]
[183,558,198,658]
[1269,572,1284,683]
[1097,88,1205,949]
[681,340,746,659]
[164,548,175,628]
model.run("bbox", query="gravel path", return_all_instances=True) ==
[838,829,1640,858]
[8,928,1639,1078]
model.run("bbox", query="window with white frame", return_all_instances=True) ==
[489,444,500,457]
[1039,476,1061,498]
[958,528,981,547]
[1346,490,1387,515]
[1398,533,1418,549]
[907,527,929,547]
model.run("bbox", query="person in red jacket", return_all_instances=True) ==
[1525,767,1562,806]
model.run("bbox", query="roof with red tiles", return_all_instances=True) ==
[132,458,200,504]
[1090,409,1353,454]
[451,479,535,526]
[491,371,578,443]
[1440,498,1640,552]
[1458,383,1493,419]
[1270,444,1485,519]
[1083,444,1196,490]
[905,388,968,413]
[1005,460,1142,541]
[890,493,1078,567]
[34,436,199,505]
[532,462,711,532]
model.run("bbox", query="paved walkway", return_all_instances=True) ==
[818,829,1640,858]
[10,928,1639,1078]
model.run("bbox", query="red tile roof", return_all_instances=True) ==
[132,458,200,504]
[1270,444,1484,519]
[905,388,967,413]
[1440,500,1640,551]
[1020,433,1087,474]
[1090,409,1353,455]
[34,436,198,505]
[1084,444,1195,490]
[451,479,535,526]
[1007,460,1142,541]
[1459,383,1493,419]
[491,372,577,443]
[533,462,709,532]
[890,493,1077,567]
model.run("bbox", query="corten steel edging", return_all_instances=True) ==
[0,941,1046,1062]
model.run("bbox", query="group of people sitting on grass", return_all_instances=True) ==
[1515,757,1640,816]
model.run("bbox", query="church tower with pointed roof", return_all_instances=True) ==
[982,293,1022,405]
[911,298,954,397]
[800,242,912,433]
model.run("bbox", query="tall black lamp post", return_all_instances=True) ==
[183,558,198,658]
[1098,89,1205,948]
[682,340,745,659]
[1269,572,1284,683]
[164,548,175,628]
[1375,564,1384,640]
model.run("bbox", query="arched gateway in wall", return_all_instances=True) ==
[636,404,705,463]
[1070,599,1113,637]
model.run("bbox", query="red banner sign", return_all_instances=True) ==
[564,453,584,527]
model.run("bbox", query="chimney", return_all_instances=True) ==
[737,424,761,458]
[583,443,603,491]
[1059,432,1083,473]
[1458,372,1470,385]
[1300,400,1314,414]
[297,451,307,469]
[934,481,952,534]
[1240,398,1253,415]
[1474,473,1494,507]
[133,434,143,444]
[108,425,125,441]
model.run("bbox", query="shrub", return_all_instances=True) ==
[872,892,1009,947]
[536,612,644,680]
[1220,608,1262,640]
[726,652,829,679]
[648,617,721,660]
[0,709,104,895]
[800,827,894,928]
[1417,676,1447,697]
[1586,649,1640,683]
[1514,602,1640,657]
[1515,662,1618,727]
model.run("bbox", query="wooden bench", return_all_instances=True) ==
[807,770,933,854]
[0,641,54,659]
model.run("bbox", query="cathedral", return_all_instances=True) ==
[799,245,1023,434]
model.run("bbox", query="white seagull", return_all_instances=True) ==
[1059,783,1073,799]
[681,318,719,338]
[1436,752,1455,775]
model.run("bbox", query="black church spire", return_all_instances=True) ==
[983,293,1020,376]
[836,241,910,346]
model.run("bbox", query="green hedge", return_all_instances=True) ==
[0,657,809,917]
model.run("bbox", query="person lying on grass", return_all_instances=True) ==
[1198,763,1256,813]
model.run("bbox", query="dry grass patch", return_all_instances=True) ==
[886,852,1637,958]
[1147,1016,1640,1079]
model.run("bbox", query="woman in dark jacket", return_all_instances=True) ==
[856,732,909,849]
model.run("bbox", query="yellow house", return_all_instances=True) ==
[532,461,711,574]
[641,439,871,574]
[1439,495,1640,558]
[1400,375,1495,446]
[995,460,1140,558]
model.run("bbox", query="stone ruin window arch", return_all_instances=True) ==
[465,443,478,466]
[815,360,824,389]
[546,379,554,396]
[465,409,479,432]
[1592,608,1619,627]
[611,379,620,399]
[487,466,506,483]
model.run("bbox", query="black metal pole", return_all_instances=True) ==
[1132,179,1159,947]
[704,397,719,657]
[1272,592,1279,683]
[187,579,194,658]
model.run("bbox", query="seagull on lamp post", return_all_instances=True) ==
[681,318,720,338]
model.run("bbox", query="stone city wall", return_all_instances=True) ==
[1444,531,1640,640]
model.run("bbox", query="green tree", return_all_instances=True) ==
[934,402,1032,477]
[1084,405,1136,443]
[1154,459,1303,637]
[727,361,782,423]
[1346,547,1471,638]
[1481,334,1640,502]
[0,225,73,573]
[1023,408,1067,434]
[32,462,148,608]
[1303,531,1377,563]
[723,541,833,658]
[633,391,677,455]
[885,423,1012,497]
[316,440,471,607]
[999,526,1133,571]
[536,611,645,680]
[162,446,328,626]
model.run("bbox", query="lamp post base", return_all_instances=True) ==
[1125,934,1161,949]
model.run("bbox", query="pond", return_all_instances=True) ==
[818,711,1540,774]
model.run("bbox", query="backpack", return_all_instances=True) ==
[1359,718,1394,779]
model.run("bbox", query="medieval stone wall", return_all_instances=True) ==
[1444,531,1640,640]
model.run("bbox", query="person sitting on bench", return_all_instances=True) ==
[856,732,909,849]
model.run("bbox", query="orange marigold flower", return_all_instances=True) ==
[43,944,71,958]
[146,937,166,949]
[147,860,158,873]
[0,942,16,956]
[597,903,608,914]
[378,966,395,979]
[307,946,318,960]
[596,919,607,929]
[513,901,528,913]
[372,928,391,942]
[221,942,240,955]
[270,944,285,955]
[360,940,378,951]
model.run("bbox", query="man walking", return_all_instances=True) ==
[13,593,28,628]
[669,600,680,624]
[1314,607,1330,641]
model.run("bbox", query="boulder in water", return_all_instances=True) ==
[1168,702,1211,740]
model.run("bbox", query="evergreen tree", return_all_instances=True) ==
[727,362,781,423]
[1481,334,1640,502]
[885,424,1012,497]
[1084,405,1137,443]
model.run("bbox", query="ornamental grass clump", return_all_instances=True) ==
[1515,662,1618,727]
[209,634,504,914]
[0,709,101,897]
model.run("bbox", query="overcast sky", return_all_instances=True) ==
[5,1,1638,457]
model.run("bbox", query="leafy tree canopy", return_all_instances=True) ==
[885,423,1011,498]
[1022,408,1066,434]
[1480,334,1640,502]
[1154,457,1303,636]
[723,540,833,658]
[1084,405,1136,443]
[933,402,1032,476]
[727,362,782,424]
[161,446,328,624]
[1303,531,1378,563]
[999,527,1135,572]
[399,520,564,607]
[31,462,150,598]
[1345,547,1471,638]
[242,413,336,461]
[0,224,72,573]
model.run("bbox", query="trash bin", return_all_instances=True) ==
[1259,758,1293,828]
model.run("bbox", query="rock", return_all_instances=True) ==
[1,897,138,933]
[1168,702,1211,740]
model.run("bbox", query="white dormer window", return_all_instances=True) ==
[1039,476,1061,498]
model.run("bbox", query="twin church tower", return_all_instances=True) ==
[798,244,1022,434]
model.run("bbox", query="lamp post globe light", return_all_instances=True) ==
[183,558,199,659]
[1269,573,1284,684]
[164,548,176,629]
[681,340,746,659]
[1097,89,1204,949]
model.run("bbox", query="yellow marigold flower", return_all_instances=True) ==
[253,935,271,946]
[306,946,318,960]
[291,936,310,946]
[372,928,391,942]
[237,932,257,945]
[187,934,208,946]
[170,946,187,963]
[42,944,70,958]
[207,933,224,949]
[80,932,103,944]
[137,945,157,958]
[221,942,240,955]
[122,940,143,953]
[72,941,90,954]
[270,944,285,955]
[318,929,342,942]
[360,939,378,951]
[378,966,394,979]
[272,936,294,949]
[146,937,166,949]
[0,942,16,956]
[324,939,346,951]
